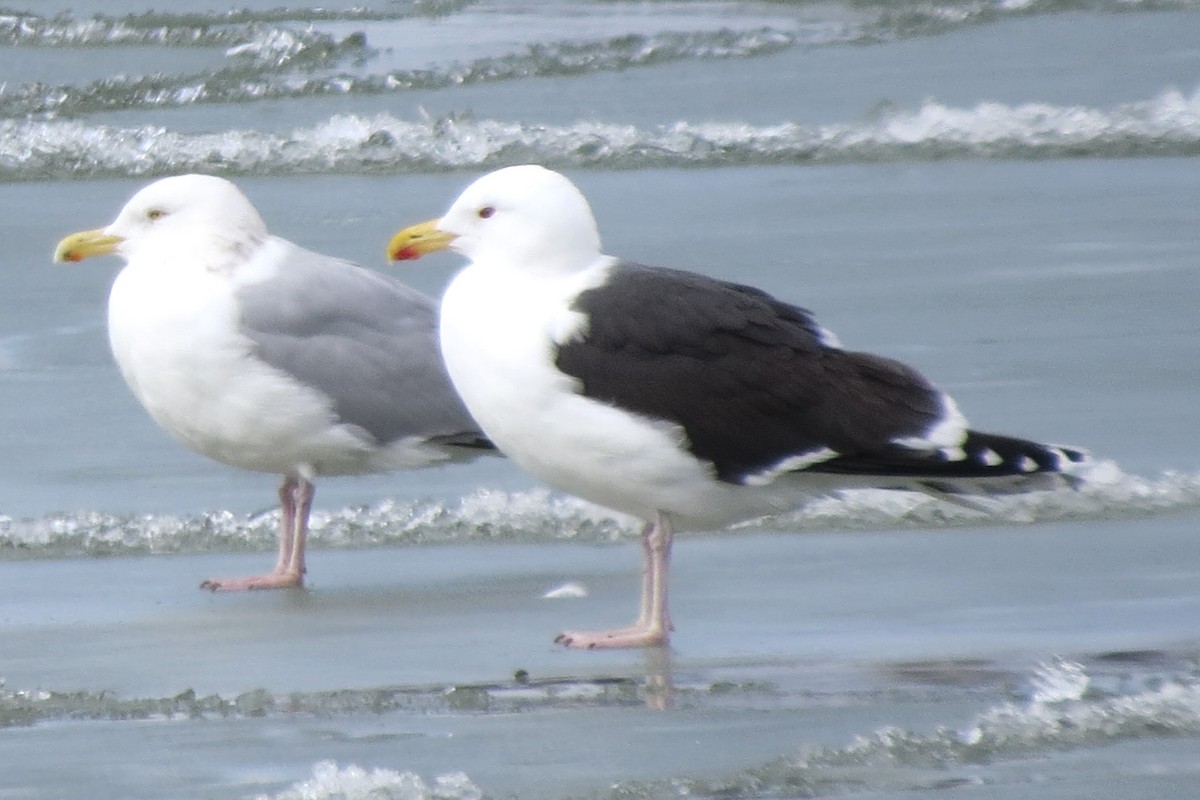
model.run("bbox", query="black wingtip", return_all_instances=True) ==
[958,431,1087,477]
[803,430,1087,493]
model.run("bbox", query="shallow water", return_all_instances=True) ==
[1,1,1199,798]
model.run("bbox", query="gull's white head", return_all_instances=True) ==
[389,165,602,276]
[54,174,269,268]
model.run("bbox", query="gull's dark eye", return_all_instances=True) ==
[147,209,166,221]
[477,206,495,219]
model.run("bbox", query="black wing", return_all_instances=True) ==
[554,263,951,484]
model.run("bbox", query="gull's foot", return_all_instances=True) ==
[200,571,303,592]
[555,625,667,649]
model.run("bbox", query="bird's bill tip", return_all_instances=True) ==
[53,229,122,264]
[387,219,455,262]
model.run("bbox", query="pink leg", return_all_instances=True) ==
[201,476,312,591]
[273,479,298,573]
[555,512,674,649]
[285,478,314,578]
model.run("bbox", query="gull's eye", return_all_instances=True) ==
[146,208,166,221]
[477,206,495,219]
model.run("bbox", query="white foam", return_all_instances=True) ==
[2,462,1198,559]
[225,29,306,66]
[254,761,481,800]
[742,460,1200,533]
[1028,657,1091,704]
[781,659,1200,780]
[961,659,1200,751]
[5,85,1199,179]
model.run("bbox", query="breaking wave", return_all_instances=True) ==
[2,461,1198,561]
[600,657,1200,799]
[4,656,1197,798]
[0,672,653,729]
[254,764,482,800]
[4,0,1197,52]
[1,86,1198,179]
[0,2,470,48]
[4,1,1197,121]
[1,27,807,119]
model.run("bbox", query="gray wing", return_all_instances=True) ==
[236,240,484,447]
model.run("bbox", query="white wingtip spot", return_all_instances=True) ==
[1019,456,1038,473]
[938,446,967,462]
[980,448,1004,467]
[1053,445,1087,467]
